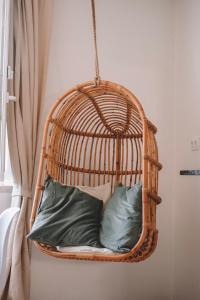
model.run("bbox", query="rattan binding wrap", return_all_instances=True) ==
[31,80,162,262]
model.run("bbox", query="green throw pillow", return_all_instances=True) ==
[28,176,103,247]
[100,183,142,253]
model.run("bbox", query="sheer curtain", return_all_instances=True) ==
[1,1,53,299]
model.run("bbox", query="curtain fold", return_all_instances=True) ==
[1,1,53,299]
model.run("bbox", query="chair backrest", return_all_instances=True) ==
[43,81,146,190]
[0,207,20,291]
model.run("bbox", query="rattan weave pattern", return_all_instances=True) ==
[31,80,162,262]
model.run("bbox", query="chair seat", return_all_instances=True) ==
[0,207,20,292]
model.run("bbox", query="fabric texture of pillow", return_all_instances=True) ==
[100,183,142,253]
[27,176,103,247]
[77,182,111,204]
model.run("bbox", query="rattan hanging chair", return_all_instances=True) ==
[30,1,162,263]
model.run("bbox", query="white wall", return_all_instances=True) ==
[173,1,200,299]
[30,1,174,300]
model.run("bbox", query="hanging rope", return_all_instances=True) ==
[91,0,101,85]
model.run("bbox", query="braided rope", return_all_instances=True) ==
[91,0,101,85]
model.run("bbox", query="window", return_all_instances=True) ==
[0,0,14,184]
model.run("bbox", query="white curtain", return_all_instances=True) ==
[1,1,53,299]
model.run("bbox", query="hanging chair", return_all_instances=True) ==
[30,1,162,263]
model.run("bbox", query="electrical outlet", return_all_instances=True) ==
[191,137,200,151]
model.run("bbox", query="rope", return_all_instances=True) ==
[91,0,101,85]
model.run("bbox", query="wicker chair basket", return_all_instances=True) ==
[30,80,162,262]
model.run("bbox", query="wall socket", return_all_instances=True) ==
[191,137,200,151]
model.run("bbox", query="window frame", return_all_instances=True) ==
[0,0,13,185]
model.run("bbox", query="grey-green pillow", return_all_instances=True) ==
[28,176,103,247]
[100,183,142,253]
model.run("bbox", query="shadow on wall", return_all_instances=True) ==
[30,245,170,300]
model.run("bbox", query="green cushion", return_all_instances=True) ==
[100,183,142,253]
[28,176,103,247]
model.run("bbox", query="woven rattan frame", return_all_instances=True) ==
[31,80,162,262]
